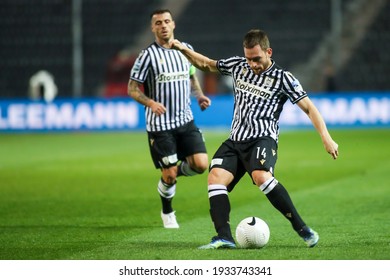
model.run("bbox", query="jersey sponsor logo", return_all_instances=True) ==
[236,79,272,99]
[157,71,189,83]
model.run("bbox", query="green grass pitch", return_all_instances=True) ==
[0,129,389,260]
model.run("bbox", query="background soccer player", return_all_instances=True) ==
[128,9,211,228]
[171,29,339,248]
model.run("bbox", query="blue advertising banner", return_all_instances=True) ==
[0,93,389,132]
[0,98,143,132]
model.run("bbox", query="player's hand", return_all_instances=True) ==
[148,100,166,116]
[324,139,339,160]
[197,96,211,111]
[170,39,184,51]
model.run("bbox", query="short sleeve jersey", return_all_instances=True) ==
[217,57,307,142]
[130,42,194,132]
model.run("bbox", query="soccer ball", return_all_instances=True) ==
[235,217,270,249]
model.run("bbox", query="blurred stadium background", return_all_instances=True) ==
[0,1,389,263]
[0,0,389,132]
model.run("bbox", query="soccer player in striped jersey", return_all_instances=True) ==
[171,29,339,248]
[128,9,211,229]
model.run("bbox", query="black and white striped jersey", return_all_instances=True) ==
[217,57,307,142]
[130,42,194,132]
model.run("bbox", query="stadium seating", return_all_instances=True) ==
[335,0,390,91]
[175,0,331,70]
[0,0,388,99]
[0,0,157,99]
[0,1,72,98]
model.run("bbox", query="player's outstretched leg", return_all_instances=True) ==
[259,177,319,247]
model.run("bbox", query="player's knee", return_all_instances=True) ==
[207,171,219,185]
[252,170,273,186]
[187,154,208,174]
[163,174,176,185]
[162,167,178,185]
[208,168,233,186]
[191,160,208,174]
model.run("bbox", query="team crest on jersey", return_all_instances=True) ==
[160,58,165,65]
[241,67,248,75]
[264,77,274,87]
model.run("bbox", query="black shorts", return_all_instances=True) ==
[147,120,207,169]
[209,137,278,191]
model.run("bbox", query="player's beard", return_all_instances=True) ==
[159,29,172,41]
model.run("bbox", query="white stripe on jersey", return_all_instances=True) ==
[130,42,194,132]
[217,57,307,142]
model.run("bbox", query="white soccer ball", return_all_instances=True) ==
[235,217,270,249]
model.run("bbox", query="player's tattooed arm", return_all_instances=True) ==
[128,79,166,116]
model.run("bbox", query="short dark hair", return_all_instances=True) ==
[243,29,270,50]
[150,9,172,19]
